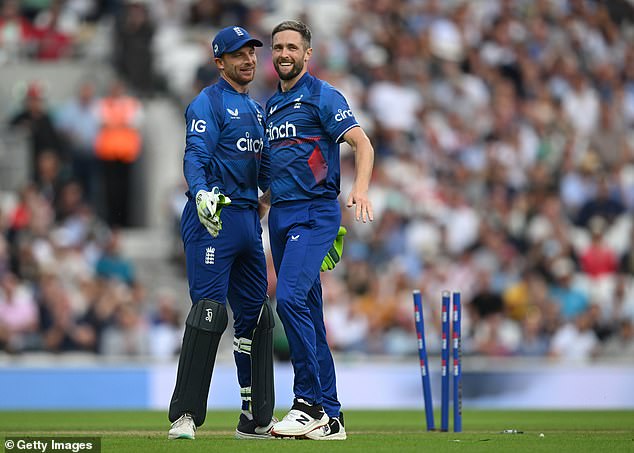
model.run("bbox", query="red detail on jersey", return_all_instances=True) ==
[308,145,327,184]
[272,136,321,148]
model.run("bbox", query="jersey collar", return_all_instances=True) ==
[217,77,248,94]
[277,72,311,94]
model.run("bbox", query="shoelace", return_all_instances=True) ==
[282,409,306,421]
[173,415,196,431]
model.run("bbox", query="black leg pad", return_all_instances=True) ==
[251,300,275,426]
[169,299,228,427]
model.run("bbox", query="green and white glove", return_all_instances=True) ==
[321,226,347,272]
[196,187,231,238]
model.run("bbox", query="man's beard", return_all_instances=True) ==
[227,66,255,85]
[275,59,304,80]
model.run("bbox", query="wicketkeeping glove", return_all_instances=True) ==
[196,187,231,237]
[321,226,347,272]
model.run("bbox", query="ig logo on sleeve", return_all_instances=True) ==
[190,119,207,133]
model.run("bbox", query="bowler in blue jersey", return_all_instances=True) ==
[263,20,374,440]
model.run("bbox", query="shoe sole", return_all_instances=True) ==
[168,434,195,440]
[304,430,347,441]
[234,430,275,440]
[271,417,329,437]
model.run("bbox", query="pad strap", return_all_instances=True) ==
[187,298,228,332]
[233,337,252,354]
[240,386,252,402]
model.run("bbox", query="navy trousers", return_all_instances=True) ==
[268,198,342,417]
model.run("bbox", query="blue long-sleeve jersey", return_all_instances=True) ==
[183,78,270,207]
[265,73,358,205]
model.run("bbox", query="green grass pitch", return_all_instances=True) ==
[1,410,632,452]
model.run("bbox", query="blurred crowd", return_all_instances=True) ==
[1,0,634,362]
[321,0,634,362]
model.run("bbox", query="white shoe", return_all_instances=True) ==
[305,412,347,440]
[271,398,329,437]
[168,413,196,440]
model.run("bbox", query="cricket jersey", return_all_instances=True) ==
[265,72,358,204]
[183,77,269,207]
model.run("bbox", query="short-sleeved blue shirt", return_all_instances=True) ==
[265,73,358,204]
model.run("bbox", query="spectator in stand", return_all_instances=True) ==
[191,48,219,95]
[601,319,634,358]
[9,82,64,182]
[9,185,56,282]
[37,271,97,352]
[54,180,91,226]
[188,0,249,28]
[55,80,100,204]
[33,0,83,37]
[113,1,156,96]
[0,272,39,352]
[580,216,618,278]
[0,0,37,63]
[34,150,65,207]
[516,308,550,356]
[575,175,626,228]
[549,309,600,362]
[367,65,423,156]
[589,101,629,169]
[32,0,74,60]
[100,301,148,356]
[549,257,589,322]
[94,80,143,227]
[561,72,600,139]
[95,228,135,286]
[608,275,634,324]
[5,185,37,274]
[147,289,182,359]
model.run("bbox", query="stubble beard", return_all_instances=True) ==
[275,59,304,81]
[228,67,255,86]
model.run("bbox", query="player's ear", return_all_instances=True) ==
[304,47,312,63]
[214,57,224,71]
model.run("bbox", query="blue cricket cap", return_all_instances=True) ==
[212,26,263,58]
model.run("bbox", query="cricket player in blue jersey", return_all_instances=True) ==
[167,26,276,441]
[262,20,374,440]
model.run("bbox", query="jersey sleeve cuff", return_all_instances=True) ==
[335,124,359,144]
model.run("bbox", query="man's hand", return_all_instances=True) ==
[342,126,374,223]
[258,189,271,220]
[321,226,347,272]
[196,187,231,237]
[346,189,373,223]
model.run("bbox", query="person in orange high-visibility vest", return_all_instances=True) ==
[95,80,143,226]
